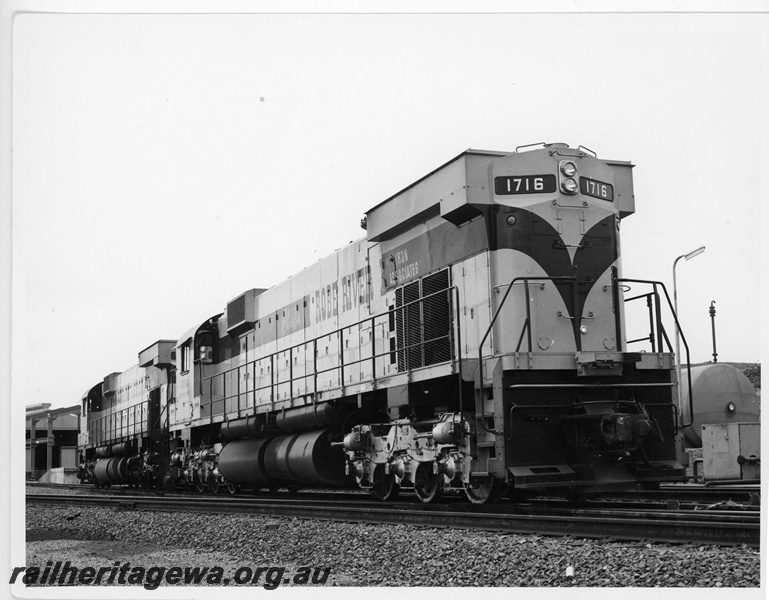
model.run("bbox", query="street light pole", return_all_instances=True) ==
[672,246,706,410]
[709,301,718,363]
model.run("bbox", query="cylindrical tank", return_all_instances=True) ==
[680,364,759,447]
[95,446,112,458]
[263,434,297,481]
[263,429,348,486]
[217,438,270,487]
[93,458,110,483]
[274,403,341,432]
[93,456,130,484]
[220,405,347,439]
[220,416,261,439]
[106,456,129,484]
[111,442,132,456]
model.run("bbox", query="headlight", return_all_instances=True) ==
[561,178,578,194]
[560,161,577,177]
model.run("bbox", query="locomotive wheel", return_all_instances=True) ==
[210,477,221,495]
[194,479,206,494]
[227,482,240,496]
[370,466,400,502]
[413,463,443,503]
[464,476,499,504]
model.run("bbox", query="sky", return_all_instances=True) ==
[6,4,767,417]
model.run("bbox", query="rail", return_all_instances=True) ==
[26,492,760,547]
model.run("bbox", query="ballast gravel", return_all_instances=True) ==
[25,502,759,588]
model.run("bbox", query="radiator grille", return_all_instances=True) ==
[395,268,452,371]
[422,269,451,365]
[228,294,246,327]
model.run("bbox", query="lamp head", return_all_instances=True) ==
[684,246,706,261]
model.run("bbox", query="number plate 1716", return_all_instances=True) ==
[494,175,556,195]
[580,177,614,201]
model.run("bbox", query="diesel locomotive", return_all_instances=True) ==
[78,142,696,503]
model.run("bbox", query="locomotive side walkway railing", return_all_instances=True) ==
[88,399,150,447]
[87,378,172,451]
[202,285,466,423]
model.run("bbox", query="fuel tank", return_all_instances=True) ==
[218,429,349,487]
[680,364,759,447]
[263,429,348,486]
[93,457,129,484]
[217,437,270,487]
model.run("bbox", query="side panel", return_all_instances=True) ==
[368,242,399,380]
[488,249,575,359]
[88,365,152,445]
[455,251,491,361]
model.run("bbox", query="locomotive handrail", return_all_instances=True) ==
[623,291,658,351]
[89,366,180,448]
[88,398,149,447]
[451,286,465,422]
[505,383,677,388]
[475,275,577,435]
[477,275,578,381]
[617,277,695,430]
[201,285,464,421]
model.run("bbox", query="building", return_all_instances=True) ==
[26,403,81,481]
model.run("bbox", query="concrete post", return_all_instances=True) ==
[46,414,54,471]
[29,418,38,477]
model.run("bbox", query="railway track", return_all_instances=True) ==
[26,489,759,548]
[26,481,761,505]
[618,484,761,505]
